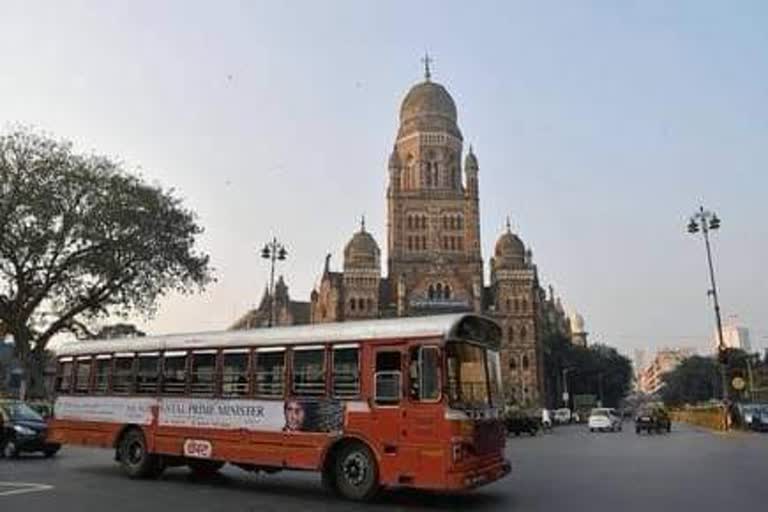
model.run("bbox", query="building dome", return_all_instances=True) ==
[494,231,526,263]
[570,312,586,333]
[397,80,462,140]
[400,81,457,122]
[344,223,380,269]
[465,146,478,170]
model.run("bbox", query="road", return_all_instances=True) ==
[1,423,766,512]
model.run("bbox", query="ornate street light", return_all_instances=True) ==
[261,237,288,327]
[687,206,729,409]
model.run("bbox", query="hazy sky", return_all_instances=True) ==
[1,1,766,356]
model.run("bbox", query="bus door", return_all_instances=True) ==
[402,344,444,486]
[371,347,406,481]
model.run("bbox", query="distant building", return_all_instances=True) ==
[231,276,311,329]
[714,321,751,353]
[637,348,695,395]
[569,312,588,347]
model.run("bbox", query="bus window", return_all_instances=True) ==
[190,351,216,396]
[162,351,188,395]
[222,350,249,397]
[93,356,112,394]
[136,353,160,394]
[374,351,401,405]
[255,349,285,397]
[292,346,326,397]
[332,346,359,398]
[112,355,135,394]
[56,358,74,393]
[75,357,92,394]
[409,346,440,401]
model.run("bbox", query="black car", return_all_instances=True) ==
[0,400,61,458]
[634,405,671,434]
[504,411,539,436]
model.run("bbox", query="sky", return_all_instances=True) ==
[1,0,766,356]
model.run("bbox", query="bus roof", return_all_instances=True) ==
[54,313,501,357]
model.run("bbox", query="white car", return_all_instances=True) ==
[553,408,572,424]
[588,408,622,432]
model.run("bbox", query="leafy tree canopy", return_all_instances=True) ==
[0,128,213,395]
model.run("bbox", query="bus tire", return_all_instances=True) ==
[118,428,160,479]
[188,460,225,478]
[334,441,379,501]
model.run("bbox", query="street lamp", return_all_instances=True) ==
[261,237,288,328]
[687,206,729,408]
[561,368,572,408]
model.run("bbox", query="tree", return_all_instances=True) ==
[543,334,632,408]
[0,128,213,397]
[660,356,721,406]
[92,323,146,340]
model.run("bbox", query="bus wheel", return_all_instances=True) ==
[188,460,225,478]
[334,442,379,501]
[118,428,160,479]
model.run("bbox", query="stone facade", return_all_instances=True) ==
[235,67,583,408]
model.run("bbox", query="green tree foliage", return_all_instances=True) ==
[660,356,721,406]
[543,333,632,408]
[0,128,213,396]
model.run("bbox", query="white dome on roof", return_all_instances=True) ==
[570,312,585,333]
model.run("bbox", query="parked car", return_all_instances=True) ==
[553,408,572,424]
[751,407,768,432]
[588,408,622,432]
[0,400,61,458]
[504,410,540,436]
[634,405,671,434]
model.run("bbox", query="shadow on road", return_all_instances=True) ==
[71,463,508,510]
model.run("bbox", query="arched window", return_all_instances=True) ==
[421,235,426,250]
[443,216,448,229]
[407,216,412,229]
[508,327,514,342]
[350,298,356,311]
[444,284,451,299]
[510,357,517,370]
[407,236,413,251]
[457,216,463,229]
[522,355,529,370]
[506,298,511,311]
[367,298,373,311]
[421,216,427,229]
[450,216,456,229]
[514,298,520,312]
[358,298,365,311]
[450,237,456,250]
[436,283,443,299]
[428,284,435,300]
[520,325,527,340]
[522,298,528,311]
[457,237,463,251]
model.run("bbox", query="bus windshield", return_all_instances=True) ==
[446,342,503,409]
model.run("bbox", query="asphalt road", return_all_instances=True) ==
[1,423,766,512]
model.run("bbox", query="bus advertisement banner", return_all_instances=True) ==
[55,396,346,433]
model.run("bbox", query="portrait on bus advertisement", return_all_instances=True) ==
[283,399,344,433]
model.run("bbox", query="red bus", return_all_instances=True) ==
[50,313,510,500]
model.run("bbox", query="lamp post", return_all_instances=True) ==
[561,368,572,408]
[687,206,729,412]
[260,237,287,328]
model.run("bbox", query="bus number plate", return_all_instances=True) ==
[183,439,213,459]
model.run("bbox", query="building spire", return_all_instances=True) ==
[506,216,511,233]
[360,214,366,232]
[421,52,432,82]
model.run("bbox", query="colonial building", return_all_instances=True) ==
[235,63,581,407]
